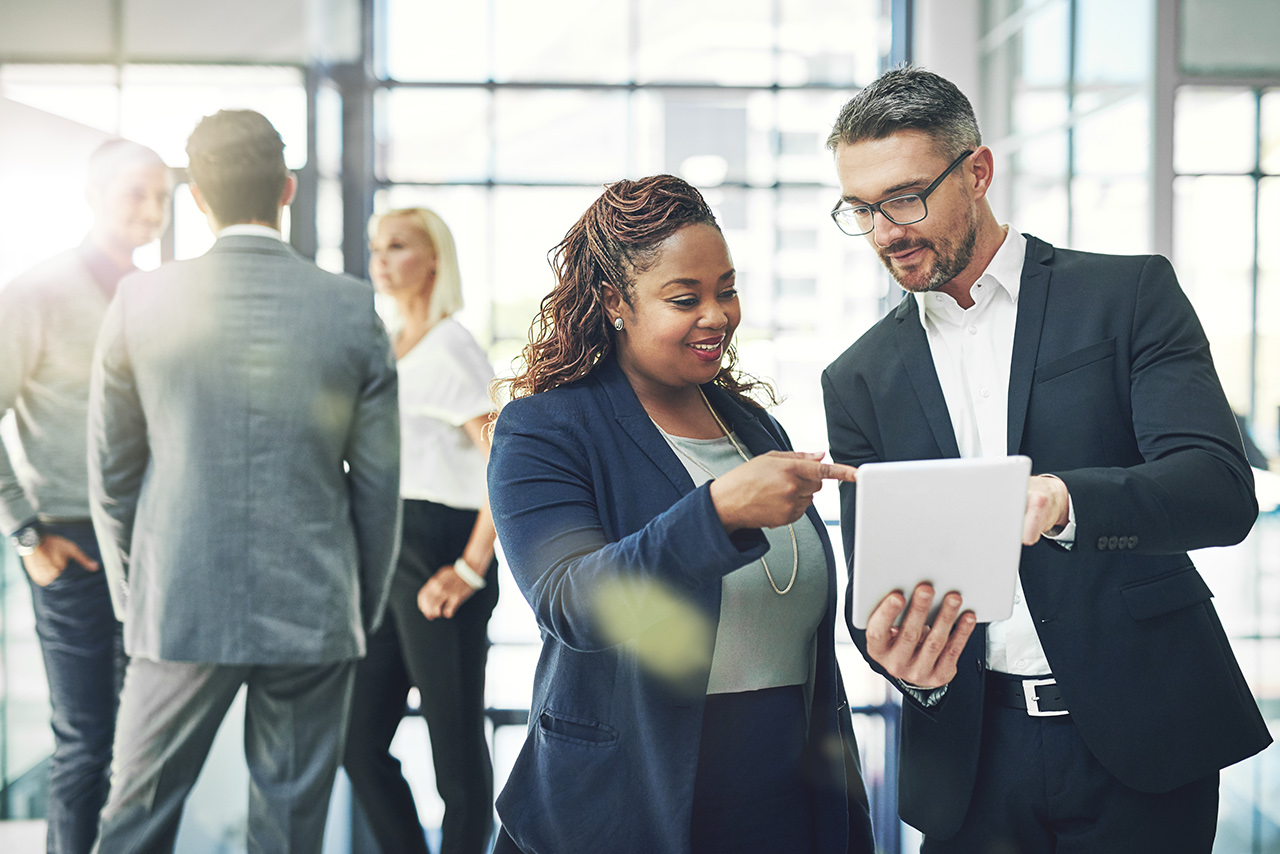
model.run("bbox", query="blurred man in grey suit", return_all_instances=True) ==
[87,110,401,854]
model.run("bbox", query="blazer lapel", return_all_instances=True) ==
[893,294,961,459]
[597,358,698,495]
[1006,236,1052,455]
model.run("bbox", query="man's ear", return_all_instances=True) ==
[967,146,995,200]
[281,173,297,208]
[189,182,209,215]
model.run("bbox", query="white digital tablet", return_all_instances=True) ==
[849,455,1032,630]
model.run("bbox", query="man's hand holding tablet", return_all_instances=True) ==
[856,459,1074,690]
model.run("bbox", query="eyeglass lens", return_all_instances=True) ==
[850,196,925,231]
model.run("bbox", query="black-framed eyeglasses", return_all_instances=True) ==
[830,150,974,236]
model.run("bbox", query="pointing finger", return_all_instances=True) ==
[817,462,858,482]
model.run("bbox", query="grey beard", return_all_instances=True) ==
[882,214,980,294]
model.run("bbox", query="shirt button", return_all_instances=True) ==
[980,388,991,398]
[1015,659,1027,669]
[1013,593,1022,604]
[968,325,978,335]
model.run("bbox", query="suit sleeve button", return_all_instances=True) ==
[1128,536,1138,548]
[1097,536,1109,550]
[1108,536,1119,549]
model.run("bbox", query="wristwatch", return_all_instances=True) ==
[10,522,43,557]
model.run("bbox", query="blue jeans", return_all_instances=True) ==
[26,521,126,854]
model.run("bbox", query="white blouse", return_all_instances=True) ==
[394,317,495,509]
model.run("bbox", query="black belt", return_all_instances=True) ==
[985,672,1069,717]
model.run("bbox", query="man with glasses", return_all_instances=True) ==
[821,66,1270,853]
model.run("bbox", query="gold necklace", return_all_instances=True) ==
[655,389,798,595]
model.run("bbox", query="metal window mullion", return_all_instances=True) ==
[1065,0,1077,249]
[1249,87,1262,424]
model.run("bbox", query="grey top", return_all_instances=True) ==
[656,428,827,694]
[88,235,402,665]
[0,244,117,535]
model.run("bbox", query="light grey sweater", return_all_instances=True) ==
[0,246,111,535]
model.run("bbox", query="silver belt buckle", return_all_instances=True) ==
[1022,678,1068,717]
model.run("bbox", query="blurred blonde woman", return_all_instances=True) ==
[343,207,498,854]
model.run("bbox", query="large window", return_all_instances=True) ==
[369,0,889,466]
[1174,87,1280,459]
[979,0,1155,253]
[0,63,309,282]
[977,4,1280,852]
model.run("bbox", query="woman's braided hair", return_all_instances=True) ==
[497,174,775,407]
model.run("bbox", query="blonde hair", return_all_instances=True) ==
[369,206,464,325]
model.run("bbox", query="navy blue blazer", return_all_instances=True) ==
[822,234,1272,838]
[489,356,874,854]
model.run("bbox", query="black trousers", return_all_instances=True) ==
[689,685,816,854]
[344,499,499,854]
[922,701,1220,854]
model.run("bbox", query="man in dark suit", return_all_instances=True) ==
[87,110,401,853]
[821,66,1271,853]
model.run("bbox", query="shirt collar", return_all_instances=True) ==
[915,224,1027,328]
[217,223,284,241]
[78,238,136,300]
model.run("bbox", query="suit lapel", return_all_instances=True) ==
[893,294,961,459]
[1006,237,1052,455]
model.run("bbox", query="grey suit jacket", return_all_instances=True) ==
[88,235,402,665]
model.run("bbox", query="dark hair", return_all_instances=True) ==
[185,110,289,225]
[498,174,774,407]
[87,139,166,191]
[827,65,981,159]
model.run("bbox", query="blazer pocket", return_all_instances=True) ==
[1121,565,1213,621]
[1034,338,1116,383]
[538,709,620,747]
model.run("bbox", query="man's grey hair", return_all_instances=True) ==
[826,65,981,159]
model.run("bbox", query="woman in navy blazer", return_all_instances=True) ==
[488,176,875,854]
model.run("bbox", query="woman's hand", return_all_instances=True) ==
[417,565,478,620]
[709,450,857,532]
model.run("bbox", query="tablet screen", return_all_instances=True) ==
[849,455,1031,629]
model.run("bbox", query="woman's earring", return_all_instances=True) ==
[613,317,624,331]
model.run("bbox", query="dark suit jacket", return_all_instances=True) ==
[822,234,1271,839]
[488,356,874,854]
[89,235,402,665]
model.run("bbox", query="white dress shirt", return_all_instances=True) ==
[217,223,285,241]
[915,224,1071,677]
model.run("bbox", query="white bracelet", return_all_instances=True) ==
[453,557,487,590]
